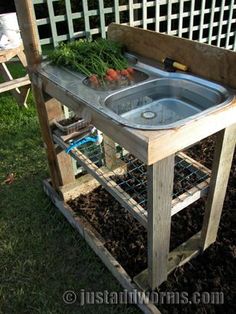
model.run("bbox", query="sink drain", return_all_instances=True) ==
[141,111,157,119]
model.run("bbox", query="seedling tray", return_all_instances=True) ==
[54,116,90,135]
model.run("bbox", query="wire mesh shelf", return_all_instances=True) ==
[53,131,211,228]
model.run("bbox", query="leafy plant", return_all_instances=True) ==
[48,38,132,88]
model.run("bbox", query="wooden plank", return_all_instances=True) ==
[65,0,74,40]
[31,79,75,189]
[82,0,91,38]
[0,63,30,107]
[0,76,30,93]
[178,152,211,175]
[98,0,106,38]
[178,0,184,37]
[134,231,201,291]
[171,180,209,216]
[43,179,160,314]
[14,0,42,70]
[147,99,236,165]
[189,0,195,40]
[59,148,210,219]
[200,124,236,250]
[56,149,75,186]
[216,0,226,47]
[198,0,206,42]
[53,133,148,228]
[171,152,211,216]
[46,98,75,186]
[0,45,23,63]
[225,0,234,49]
[114,0,120,24]
[147,155,175,289]
[103,135,117,170]
[167,0,172,34]
[208,0,216,44]
[108,23,236,89]
[142,0,148,30]
[155,0,160,32]
[60,173,101,201]
[17,50,28,67]
[46,0,59,47]
[129,0,134,26]
[60,159,127,201]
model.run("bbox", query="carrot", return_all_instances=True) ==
[127,67,134,74]
[106,68,116,76]
[89,74,100,88]
[105,75,113,82]
[127,73,132,81]
[89,74,98,82]
[110,72,119,81]
[92,82,99,88]
[121,69,129,76]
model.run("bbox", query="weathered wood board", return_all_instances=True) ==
[108,23,236,90]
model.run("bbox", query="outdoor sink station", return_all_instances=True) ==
[16,1,236,313]
[40,53,234,130]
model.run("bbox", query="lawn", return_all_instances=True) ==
[0,63,140,314]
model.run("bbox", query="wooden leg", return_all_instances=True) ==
[0,62,30,108]
[200,124,236,251]
[103,135,117,169]
[147,155,175,289]
[32,82,75,189]
[17,50,28,67]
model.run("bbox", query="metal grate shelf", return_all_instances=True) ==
[53,131,211,228]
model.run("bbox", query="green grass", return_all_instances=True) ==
[0,64,140,314]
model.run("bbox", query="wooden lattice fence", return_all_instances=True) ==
[32,0,236,50]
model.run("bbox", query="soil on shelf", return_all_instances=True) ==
[58,116,81,126]
[68,135,236,313]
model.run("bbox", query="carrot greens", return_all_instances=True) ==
[48,38,129,78]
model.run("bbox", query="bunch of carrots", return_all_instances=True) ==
[49,38,135,89]
[89,67,134,88]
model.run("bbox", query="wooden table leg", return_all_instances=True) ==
[200,124,236,251]
[147,155,175,289]
[32,81,75,189]
[103,135,117,170]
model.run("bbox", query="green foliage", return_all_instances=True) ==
[48,38,128,77]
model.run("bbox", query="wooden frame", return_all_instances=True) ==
[32,0,236,51]
[0,45,31,107]
[147,155,175,289]
[200,124,236,250]
[53,131,211,228]
[15,2,236,312]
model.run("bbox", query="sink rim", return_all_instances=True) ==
[101,77,234,130]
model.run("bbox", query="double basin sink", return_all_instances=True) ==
[42,54,234,130]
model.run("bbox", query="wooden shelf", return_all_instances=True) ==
[0,75,30,93]
[53,132,211,229]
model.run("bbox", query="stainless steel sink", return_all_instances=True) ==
[103,77,232,129]
[39,53,234,130]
